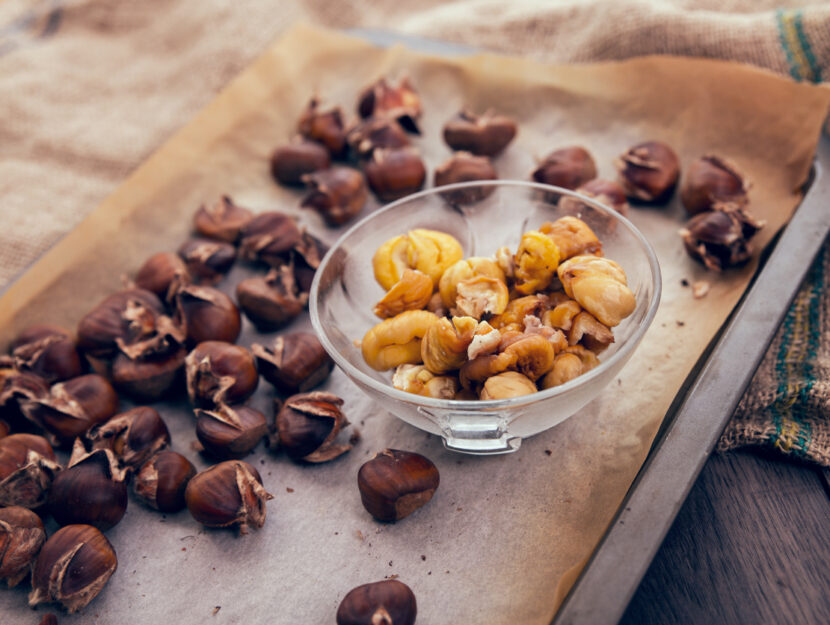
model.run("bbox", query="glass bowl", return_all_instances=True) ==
[310,180,661,454]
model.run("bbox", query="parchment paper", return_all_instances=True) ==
[1,24,829,625]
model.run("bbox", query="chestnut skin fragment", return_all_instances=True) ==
[133,450,196,513]
[681,155,749,216]
[174,285,241,346]
[443,109,517,156]
[238,211,302,267]
[193,196,253,244]
[434,152,497,204]
[302,166,368,226]
[252,332,333,395]
[0,433,61,509]
[270,138,331,186]
[84,406,170,470]
[364,147,426,203]
[616,141,680,203]
[336,579,417,625]
[10,325,84,384]
[236,265,308,331]
[532,146,597,192]
[276,392,351,463]
[0,505,46,587]
[357,449,439,522]
[185,341,259,408]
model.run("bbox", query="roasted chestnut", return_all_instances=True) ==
[616,141,680,203]
[0,368,49,430]
[253,333,333,394]
[10,325,83,384]
[292,230,329,294]
[185,460,273,534]
[558,178,629,217]
[193,196,254,243]
[29,524,117,614]
[185,341,258,408]
[679,207,765,271]
[134,252,190,301]
[357,449,439,522]
[301,166,368,226]
[270,137,331,185]
[178,238,236,283]
[109,347,186,401]
[0,506,46,587]
[298,97,347,158]
[681,155,749,216]
[336,579,417,625]
[84,406,170,469]
[238,211,302,266]
[195,404,268,459]
[174,285,241,345]
[48,445,128,531]
[133,450,196,512]
[434,152,497,204]
[236,265,307,331]
[39,614,58,625]
[357,77,422,134]
[532,146,597,192]
[0,419,8,438]
[276,392,351,463]
[443,109,517,156]
[0,433,61,509]
[363,147,426,203]
[347,117,410,160]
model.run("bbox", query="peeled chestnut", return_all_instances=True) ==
[174,285,241,345]
[0,433,61,509]
[616,141,680,203]
[193,196,253,243]
[253,332,333,394]
[680,207,765,271]
[357,449,439,522]
[434,152,497,204]
[302,166,368,226]
[178,238,236,283]
[347,117,410,159]
[133,450,196,512]
[236,265,307,331]
[532,146,597,191]
[196,404,268,459]
[185,341,258,408]
[443,109,517,156]
[276,392,351,463]
[357,76,422,134]
[298,98,347,158]
[0,506,46,587]
[238,211,302,266]
[559,178,630,217]
[134,252,190,301]
[337,579,417,625]
[681,155,749,216]
[10,325,84,384]
[85,406,170,469]
[110,347,186,401]
[363,147,426,203]
[29,524,117,614]
[185,460,273,534]
[270,138,331,185]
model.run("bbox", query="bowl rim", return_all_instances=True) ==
[310,179,662,410]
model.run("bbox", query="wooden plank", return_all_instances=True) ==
[620,451,830,624]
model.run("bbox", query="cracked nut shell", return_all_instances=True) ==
[110,347,186,401]
[364,147,426,203]
[347,117,410,159]
[134,252,190,302]
[174,285,241,345]
[195,404,268,460]
[616,141,680,203]
[532,146,597,192]
[178,239,236,283]
[679,207,764,271]
[270,138,331,185]
[357,77,422,134]
[193,196,254,243]
[185,341,258,408]
[302,166,368,226]
[77,289,166,360]
[236,265,308,331]
[357,449,439,522]
[133,450,196,513]
[434,152,497,204]
[252,332,333,394]
[298,98,347,158]
[336,579,417,625]
[10,325,84,384]
[443,109,517,156]
[681,155,749,216]
[276,392,351,463]
[0,506,46,587]
[238,211,302,266]
[84,406,170,470]
[0,433,61,509]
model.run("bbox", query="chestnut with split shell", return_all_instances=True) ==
[434,152,497,204]
[134,252,190,302]
[443,109,517,156]
[532,146,597,193]
[193,196,253,243]
[174,285,241,345]
[185,341,259,408]
[681,155,749,216]
[0,505,46,587]
[253,332,333,395]
[364,147,426,203]
[133,450,196,513]
[178,238,236,283]
[270,137,331,185]
[0,433,61,509]
[616,141,680,203]
[357,76,422,134]
[298,97,347,158]
[276,391,351,463]
[302,166,368,226]
[84,406,170,470]
[357,449,439,522]
[195,404,268,460]
[238,211,302,267]
[336,579,417,625]
[236,265,308,331]
[10,325,84,384]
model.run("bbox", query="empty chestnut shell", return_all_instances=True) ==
[302,166,368,226]
[185,341,258,408]
[558,178,630,218]
[336,579,417,625]
[532,146,597,192]
[434,152,497,204]
[357,77,422,134]
[236,265,308,331]
[298,98,347,158]
[133,450,196,513]
[185,460,273,534]
[238,211,302,267]
[84,406,170,470]
[10,325,84,384]
[276,392,351,463]
[253,333,333,395]
[134,252,190,301]
[681,155,749,216]
[0,505,46,587]
[77,289,166,360]
[0,433,61,509]
[363,147,426,203]
[357,449,439,522]
[347,117,410,160]
[679,207,765,271]
[193,196,254,243]
[178,238,236,283]
[195,404,268,459]
[616,141,680,203]
[270,138,331,185]
[443,109,517,156]
[29,524,117,614]
[110,347,186,401]
[174,285,241,345]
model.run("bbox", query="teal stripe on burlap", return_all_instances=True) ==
[776,9,802,81]
[793,10,822,83]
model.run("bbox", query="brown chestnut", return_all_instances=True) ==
[174,285,241,345]
[185,341,258,408]
[681,155,749,216]
[347,117,410,160]
[559,178,630,217]
[253,332,333,394]
[10,325,84,384]
[363,147,426,203]
[270,138,331,185]
[29,524,117,614]
[195,404,268,459]
[178,238,236,283]
[292,230,329,294]
[276,392,351,463]
[336,579,417,625]
[185,460,273,534]
[84,406,170,469]
[133,450,196,513]
[0,433,61,509]
[134,252,190,301]
[193,196,254,243]
[357,77,422,134]
[39,614,58,625]
[434,152,497,204]
[236,265,307,331]
[357,449,439,522]
[0,506,46,587]
[616,141,680,203]
[110,347,186,401]
[238,211,302,266]
[298,98,347,158]
[0,368,49,430]
[302,166,368,226]
[48,445,128,531]
[443,109,517,156]
[680,207,765,271]
[0,419,8,438]
[532,146,597,192]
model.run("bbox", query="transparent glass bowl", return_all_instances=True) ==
[310,180,661,454]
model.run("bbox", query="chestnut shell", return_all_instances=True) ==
[336,579,417,625]
[10,325,84,384]
[133,450,196,512]
[357,449,439,522]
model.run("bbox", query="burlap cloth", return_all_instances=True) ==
[1,0,829,464]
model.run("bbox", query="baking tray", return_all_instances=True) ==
[350,29,830,625]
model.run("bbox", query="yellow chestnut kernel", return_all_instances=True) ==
[421,316,477,374]
[373,235,410,290]
[540,352,584,388]
[454,276,509,319]
[373,269,434,319]
[361,310,439,371]
[513,230,560,295]
[480,371,537,400]
[406,229,463,286]
[540,216,603,260]
[557,255,635,327]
